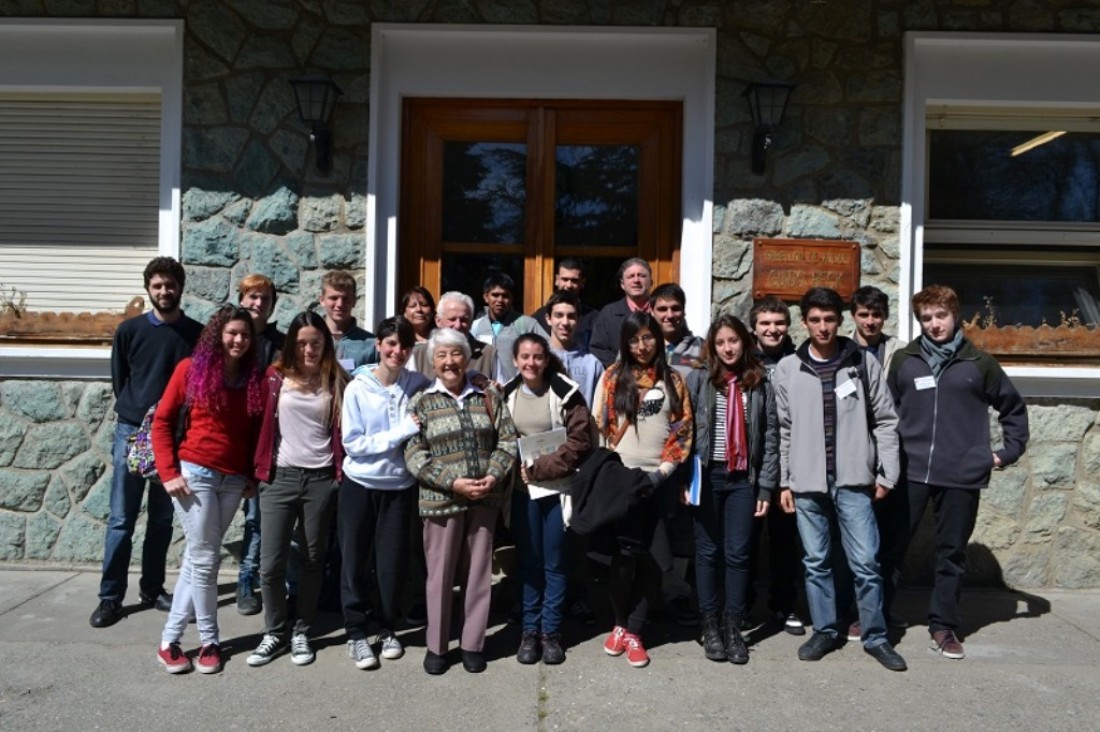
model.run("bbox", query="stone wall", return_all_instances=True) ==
[3,1,1100,586]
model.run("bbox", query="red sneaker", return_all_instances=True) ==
[157,642,192,674]
[603,626,627,656]
[196,643,223,674]
[623,632,649,668]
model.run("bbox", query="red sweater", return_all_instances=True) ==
[153,358,257,482]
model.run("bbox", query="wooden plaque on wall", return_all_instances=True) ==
[752,238,861,301]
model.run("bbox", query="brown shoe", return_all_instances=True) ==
[930,629,965,659]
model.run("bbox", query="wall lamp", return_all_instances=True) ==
[290,74,343,175]
[744,81,794,175]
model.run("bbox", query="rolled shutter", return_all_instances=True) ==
[0,95,161,313]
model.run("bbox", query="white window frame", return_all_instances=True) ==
[366,24,716,335]
[0,19,183,378]
[902,32,1100,397]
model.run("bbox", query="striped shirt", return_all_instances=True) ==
[710,387,749,464]
[808,352,842,480]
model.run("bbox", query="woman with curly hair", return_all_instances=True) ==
[246,311,350,668]
[153,304,265,675]
[686,314,777,665]
[592,311,692,669]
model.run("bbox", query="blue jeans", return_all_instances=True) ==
[99,421,175,602]
[161,461,246,646]
[794,484,887,648]
[511,491,567,635]
[238,495,261,585]
[692,467,755,618]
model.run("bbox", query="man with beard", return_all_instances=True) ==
[91,257,204,628]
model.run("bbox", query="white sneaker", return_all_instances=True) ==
[290,632,315,666]
[347,638,379,670]
[378,630,404,660]
[246,634,286,667]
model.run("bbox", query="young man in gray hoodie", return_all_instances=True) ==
[773,287,906,672]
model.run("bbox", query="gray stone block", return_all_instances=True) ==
[870,206,899,233]
[183,266,231,303]
[300,195,343,233]
[1000,551,1050,589]
[183,38,230,81]
[184,82,228,127]
[249,74,296,134]
[43,476,71,519]
[182,297,218,327]
[317,234,364,268]
[186,1,246,63]
[1084,431,1100,478]
[1073,482,1100,531]
[59,453,106,505]
[0,470,51,512]
[311,28,370,70]
[51,512,103,564]
[786,204,841,238]
[773,147,830,187]
[1051,527,1100,589]
[1,381,68,422]
[725,199,784,237]
[222,197,253,226]
[182,218,241,267]
[711,235,751,280]
[290,14,325,65]
[270,129,310,175]
[971,511,1019,552]
[247,187,299,235]
[247,234,300,293]
[225,71,265,125]
[229,0,300,29]
[984,466,1028,516]
[1025,493,1069,543]
[183,127,249,174]
[13,423,90,471]
[81,471,112,523]
[76,383,113,431]
[25,511,62,560]
[183,190,240,223]
[286,232,318,269]
[847,70,902,103]
[1027,402,1097,444]
[1030,443,1078,489]
[480,0,538,24]
[0,512,24,560]
[0,410,26,467]
[235,140,283,199]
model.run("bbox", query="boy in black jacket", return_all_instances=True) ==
[888,285,1029,660]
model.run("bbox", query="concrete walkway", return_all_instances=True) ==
[1,569,1098,731]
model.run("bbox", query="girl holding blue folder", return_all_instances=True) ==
[685,313,779,665]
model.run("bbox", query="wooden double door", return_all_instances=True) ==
[400,98,683,314]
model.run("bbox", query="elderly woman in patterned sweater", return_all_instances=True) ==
[404,327,519,676]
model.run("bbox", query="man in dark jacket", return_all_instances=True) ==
[588,257,653,367]
[888,284,1029,661]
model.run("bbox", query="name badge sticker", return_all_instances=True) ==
[914,375,936,391]
[835,379,858,399]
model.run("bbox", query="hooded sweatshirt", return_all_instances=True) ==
[341,365,430,489]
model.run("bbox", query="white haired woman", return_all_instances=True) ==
[405,328,518,675]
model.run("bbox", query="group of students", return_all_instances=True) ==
[90,254,1028,677]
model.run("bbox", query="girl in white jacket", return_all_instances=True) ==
[339,316,429,670]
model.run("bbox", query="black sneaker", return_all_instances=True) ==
[90,599,124,628]
[797,632,840,661]
[423,649,448,675]
[517,629,541,664]
[237,583,261,616]
[541,633,565,665]
[724,620,750,665]
[461,649,487,673]
[139,589,173,612]
[700,615,726,662]
[567,598,596,626]
[866,642,908,671]
[668,596,699,627]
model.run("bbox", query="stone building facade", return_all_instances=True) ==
[1,0,1098,588]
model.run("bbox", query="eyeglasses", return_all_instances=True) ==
[628,334,657,348]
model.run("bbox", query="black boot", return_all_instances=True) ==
[724,613,749,665]
[701,614,726,661]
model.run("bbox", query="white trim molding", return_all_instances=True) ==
[366,24,717,334]
[0,19,184,377]
[902,32,1100,398]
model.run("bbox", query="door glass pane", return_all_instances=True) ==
[928,130,1100,222]
[442,142,526,244]
[440,252,525,317]
[555,145,639,247]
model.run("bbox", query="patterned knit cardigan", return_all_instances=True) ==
[404,384,518,517]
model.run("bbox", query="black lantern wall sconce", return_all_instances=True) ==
[290,74,343,176]
[743,81,794,175]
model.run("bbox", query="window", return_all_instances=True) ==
[0,20,182,371]
[923,111,1100,359]
[400,99,682,313]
